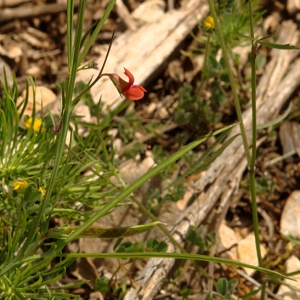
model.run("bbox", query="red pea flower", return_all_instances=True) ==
[104,68,147,101]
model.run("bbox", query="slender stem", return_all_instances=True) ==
[248,1,265,299]
[15,0,79,258]
[206,0,251,165]
[249,40,262,266]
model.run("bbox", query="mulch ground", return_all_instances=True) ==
[1,0,300,299]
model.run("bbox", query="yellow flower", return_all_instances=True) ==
[24,117,44,133]
[204,16,215,29]
[13,180,28,193]
[38,187,46,198]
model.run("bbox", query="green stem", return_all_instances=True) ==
[18,0,80,256]
[249,40,262,266]
[249,1,265,299]
[206,0,251,165]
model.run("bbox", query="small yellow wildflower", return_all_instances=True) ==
[38,187,46,198]
[24,117,44,133]
[13,180,28,193]
[204,16,215,29]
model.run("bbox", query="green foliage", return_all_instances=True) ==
[179,0,265,130]
[144,181,185,215]
[186,226,216,251]
[145,187,163,214]
[255,176,275,194]
[212,0,264,49]
[242,288,261,299]
[180,287,193,300]
[94,277,110,293]
[175,83,224,127]
[145,238,168,252]
[164,184,185,202]
[216,278,238,299]
[242,175,275,195]
[0,0,119,297]
[115,238,168,253]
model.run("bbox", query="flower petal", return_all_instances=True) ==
[123,68,135,86]
[124,85,147,101]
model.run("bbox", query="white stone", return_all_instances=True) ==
[277,255,300,300]
[216,222,239,260]
[237,233,267,276]
[280,191,300,238]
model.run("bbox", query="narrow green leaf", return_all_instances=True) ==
[67,0,74,70]
[186,134,239,179]
[27,275,43,289]
[171,130,232,187]
[47,221,162,239]
[257,32,276,42]
[258,41,300,50]
[242,287,261,300]
[32,251,290,279]
[79,22,97,50]
[257,102,292,129]
[24,292,80,299]
[46,280,89,290]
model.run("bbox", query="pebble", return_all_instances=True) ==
[280,190,300,238]
[237,233,267,276]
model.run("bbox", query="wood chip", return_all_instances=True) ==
[279,121,300,155]
[19,32,44,48]
[27,26,48,40]
[0,1,79,23]
[0,0,31,8]
[115,0,137,31]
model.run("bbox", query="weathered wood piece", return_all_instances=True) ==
[0,1,79,22]
[0,0,31,8]
[124,20,300,300]
[279,121,300,155]
[115,0,137,31]
[76,0,209,111]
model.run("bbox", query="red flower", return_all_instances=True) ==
[105,68,147,101]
